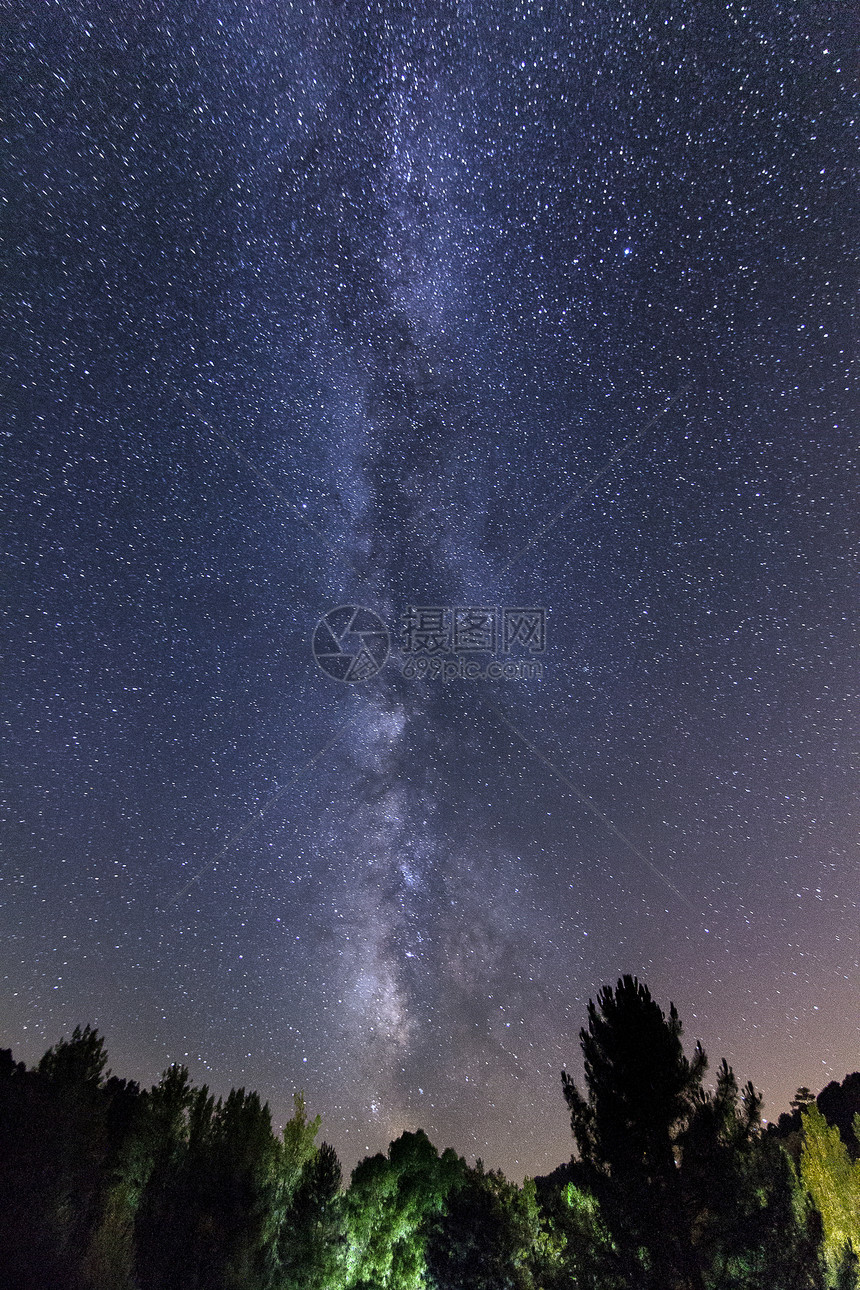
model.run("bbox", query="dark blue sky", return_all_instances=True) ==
[1,0,857,1178]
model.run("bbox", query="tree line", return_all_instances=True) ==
[1,975,859,1289]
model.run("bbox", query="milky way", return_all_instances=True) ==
[1,1,857,1177]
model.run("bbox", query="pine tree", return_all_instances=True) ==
[561,975,706,1288]
[561,977,827,1290]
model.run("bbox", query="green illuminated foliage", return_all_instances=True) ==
[800,1104,860,1285]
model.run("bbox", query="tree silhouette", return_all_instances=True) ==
[561,976,826,1290]
[0,1026,136,1290]
[681,1058,825,1288]
[424,1160,553,1290]
[0,1000,848,1289]
[561,974,706,1287]
[278,1140,344,1289]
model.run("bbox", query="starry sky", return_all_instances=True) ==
[1,0,857,1180]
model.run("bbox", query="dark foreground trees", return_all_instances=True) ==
[0,982,854,1289]
[0,1035,343,1290]
[561,975,829,1289]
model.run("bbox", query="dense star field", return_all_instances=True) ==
[1,1,857,1180]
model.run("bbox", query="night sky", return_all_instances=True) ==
[1,1,857,1180]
